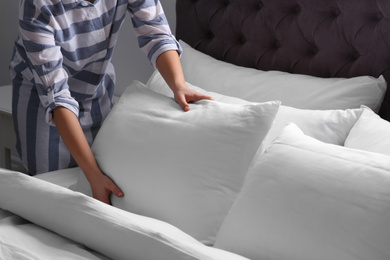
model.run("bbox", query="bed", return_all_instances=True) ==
[1,0,390,259]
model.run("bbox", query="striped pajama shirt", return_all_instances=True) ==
[9,0,181,175]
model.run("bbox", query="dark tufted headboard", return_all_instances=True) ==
[176,0,390,121]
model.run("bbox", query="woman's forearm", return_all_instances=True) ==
[52,106,124,205]
[155,50,213,111]
[156,50,189,111]
[52,106,102,182]
[156,50,187,91]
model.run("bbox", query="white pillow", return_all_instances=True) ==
[0,169,249,260]
[81,81,280,245]
[179,40,387,112]
[261,105,363,151]
[344,106,390,156]
[214,123,390,260]
[147,70,364,153]
[147,70,251,105]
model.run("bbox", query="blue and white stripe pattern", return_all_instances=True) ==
[9,0,181,174]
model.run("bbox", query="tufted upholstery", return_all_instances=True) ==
[176,0,390,121]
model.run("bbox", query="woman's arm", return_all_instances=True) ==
[127,1,211,109]
[156,50,213,111]
[52,107,123,204]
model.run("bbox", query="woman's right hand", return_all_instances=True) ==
[89,173,124,205]
[52,106,124,205]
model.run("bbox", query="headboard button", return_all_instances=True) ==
[274,40,281,49]
[376,12,384,21]
[332,8,341,17]
[293,5,301,13]
[206,31,214,39]
[350,51,360,61]
[258,1,264,9]
[239,36,246,44]
[310,47,318,56]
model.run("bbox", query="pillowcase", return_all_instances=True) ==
[0,169,249,260]
[79,81,280,245]
[179,40,387,112]
[147,70,364,153]
[146,70,251,105]
[344,106,390,156]
[260,105,363,151]
[214,123,390,260]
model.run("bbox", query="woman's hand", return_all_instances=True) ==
[156,50,213,111]
[173,86,214,111]
[53,106,124,205]
[89,173,124,205]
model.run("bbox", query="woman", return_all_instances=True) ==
[9,0,211,204]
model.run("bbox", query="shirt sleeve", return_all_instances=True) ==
[127,0,183,68]
[19,0,79,126]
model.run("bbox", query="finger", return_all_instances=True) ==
[111,185,124,197]
[185,91,214,103]
[110,185,124,197]
[106,180,124,198]
[195,93,214,101]
[176,95,190,111]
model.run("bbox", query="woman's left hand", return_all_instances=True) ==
[173,86,214,111]
[155,50,213,111]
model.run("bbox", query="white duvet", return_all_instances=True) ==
[0,209,109,260]
[0,169,248,260]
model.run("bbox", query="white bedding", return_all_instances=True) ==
[0,168,249,260]
[77,81,279,245]
[1,37,389,260]
[34,166,81,189]
[178,41,387,112]
[0,210,110,260]
[0,168,107,260]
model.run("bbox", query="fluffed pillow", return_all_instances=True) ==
[214,123,390,260]
[344,106,390,156]
[0,169,249,260]
[179,40,387,112]
[80,81,280,245]
[147,70,364,153]
[147,70,250,105]
[260,105,363,152]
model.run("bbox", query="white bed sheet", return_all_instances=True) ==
[0,168,248,260]
[0,168,109,260]
[33,166,81,189]
[0,168,108,259]
[0,211,110,260]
